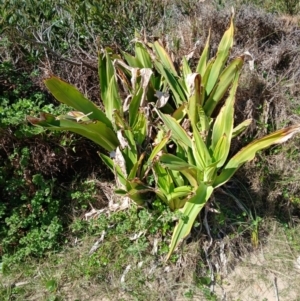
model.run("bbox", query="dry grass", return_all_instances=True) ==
[0,232,209,301]
[216,219,300,301]
[1,219,299,300]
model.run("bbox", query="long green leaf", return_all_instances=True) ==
[187,73,201,126]
[148,131,171,163]
[156,110,192,148]
[128,86,143,127]
[121,129,138,174]
[154,60,186,105]
[128,153,145,180]
[210,71,239,166]
[198,105,210,132]
[132,110,147,146]
[27,113,119,152]
[204,57,244,116]
[200,58,214,106]
[123,51,141,68]
[202,58,214,89]
[44,76,112,129]
[196,29,211,77]
[232,119,252,138]
[182,57,192,77]
[106,75,122,120]
[98,50,122,121]
[135,42,152,68]
[182,57,192,91]
[212,134,228,166]
[214,125,300,187]
[166,183,214,260]
[160,154,195,170]
[153,41,177,76]
[206,15,234,95]
[192,123,211,170]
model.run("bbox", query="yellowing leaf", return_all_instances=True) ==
[196,29,211,77]
[153,41,177,76]
[44,76,112,129]
[27,112,119,152]
[214,125,300,187]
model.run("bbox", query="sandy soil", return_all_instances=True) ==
[216,223,300,301]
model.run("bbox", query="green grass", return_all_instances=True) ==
[1,217,300,300]
[0,204,208,301]
[225,0,300,14]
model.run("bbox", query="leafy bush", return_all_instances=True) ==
[0,146,62,262]
[0,144,105,264]
[0,0,166,55]
[0,60,93,263]
[237,0,300,14]
[0,61,69,136]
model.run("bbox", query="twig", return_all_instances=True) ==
[88,230,106,256]
[2,281,30,289]
[204,203,213,242]
[16,31,97,71]
[273,276,279,301]
[204,203,214,293]
[120,264,131,285]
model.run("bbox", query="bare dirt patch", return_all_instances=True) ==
[216,220,300,301]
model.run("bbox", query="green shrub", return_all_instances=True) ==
[1,0,165,53]
[0,151,103,263]
[237,0,300,14]
[0,151,63,262]
[28,14,300,260]
[0,61,69,135]
[0,61,78,263]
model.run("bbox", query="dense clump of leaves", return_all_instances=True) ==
[0,61,106,263]
[0,147,63,262]
[28,14,300,259]
[1,0,165,53]
[0,61,69,136]
[0,145,107,263]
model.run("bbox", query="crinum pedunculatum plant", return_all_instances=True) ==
[28,13,300,260]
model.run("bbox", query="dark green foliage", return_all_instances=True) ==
[0,148,63,262]
[0,61,68,136]
[0,0,166,55]
[0,145,104,263]
[0,62,81,263]
[65,0,165,50]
